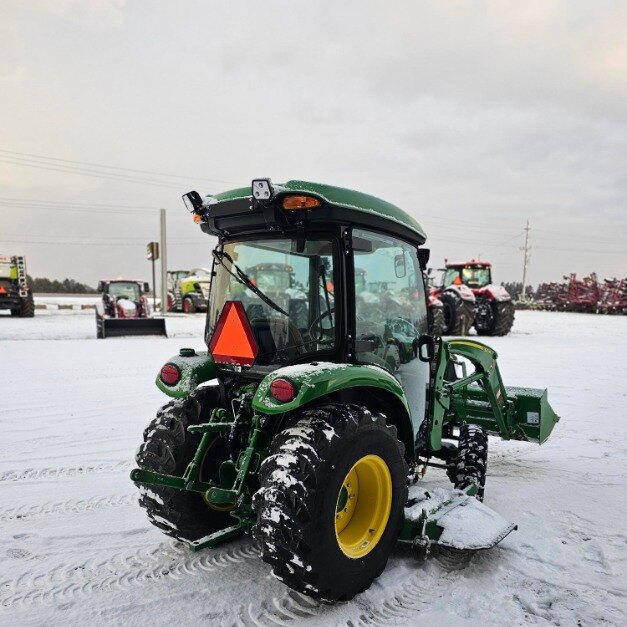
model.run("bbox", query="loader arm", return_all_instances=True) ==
[429,338,559,450]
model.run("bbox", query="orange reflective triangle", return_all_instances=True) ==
[0,286,6,294]
[209,301,258,366]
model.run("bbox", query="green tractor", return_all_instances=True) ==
[0,255,34,317]
[131,180,559,602]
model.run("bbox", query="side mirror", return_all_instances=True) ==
[97,281,105,292]
[394,254,407,279]
[418,248,430,270]
[182,190,204,213]
[415,335,435,362]
[143,282,150,293]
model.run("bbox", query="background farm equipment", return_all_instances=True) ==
[0,255,34,317]
[563,273,601,313]
[96,279,167,338]
[167,268,211,313]
[131,179,559,603]
[598,278,627,314]
[530,273,625,314]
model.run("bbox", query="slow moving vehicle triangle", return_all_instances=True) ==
[209,300,258,366]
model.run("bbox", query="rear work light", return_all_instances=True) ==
[282,195,321,210]
[160,363,181,386]
[269,378,298,402]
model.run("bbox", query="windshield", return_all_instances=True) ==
[206,238,336,368]
[108,282,140,300]
[444,266,491,288]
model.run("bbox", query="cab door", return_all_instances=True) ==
[351,229,430,450]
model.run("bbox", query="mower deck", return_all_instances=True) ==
[402,486,517,552]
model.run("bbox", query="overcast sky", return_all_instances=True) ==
[1,0,625,288]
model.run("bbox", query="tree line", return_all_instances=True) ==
[27,275,97,294]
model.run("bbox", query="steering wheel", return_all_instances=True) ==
[308,308,335,343]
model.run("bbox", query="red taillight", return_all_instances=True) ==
[160,363,181,386]
[269,378,297,403]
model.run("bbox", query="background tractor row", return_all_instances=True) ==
[167,268,211,313]
[426,260,515,336]
[0,255,34,317]
[131,179,558,603]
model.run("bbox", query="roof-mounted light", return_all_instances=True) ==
[182,190,203,213]
[282,195,321,210]
[252,178,273,201]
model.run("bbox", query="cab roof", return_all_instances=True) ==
[446,260,492,268]
[207,180,427,244]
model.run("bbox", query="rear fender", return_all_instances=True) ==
[252,362,415,458]
[155,351,217,398]
[444,284,475,302]
[483,285,511,302]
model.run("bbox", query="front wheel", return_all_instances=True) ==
[439,423,488,569]
[253,404,407,602]
[182,296,196,313]
[427,305,445,336]
[441,292,474,336]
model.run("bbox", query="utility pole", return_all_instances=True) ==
[160,209,168,313]
[521,219,531,301]
[146,241,159,310]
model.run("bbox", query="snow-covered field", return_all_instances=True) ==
[0,311,625,626]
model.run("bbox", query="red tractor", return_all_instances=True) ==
[95,279,167,338]
[430,260,515,336]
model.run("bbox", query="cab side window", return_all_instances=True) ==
[352,229,427,374]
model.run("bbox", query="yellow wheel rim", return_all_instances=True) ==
[334,454,392,559]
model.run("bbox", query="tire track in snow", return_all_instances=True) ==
[0,460,131,483]
[233,561,448,627]
[238,590,323,626]
[0,493,137,522]
[349,574,441,626]
[0,539,260,607]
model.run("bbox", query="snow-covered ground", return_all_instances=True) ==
[0,311,625,626]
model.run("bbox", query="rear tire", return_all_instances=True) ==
[253,403,407,602]
[135,388,234,542]
[427,305,445,336]
[441,292,474,336]
[19,293,35,317]
[476,300,515,336]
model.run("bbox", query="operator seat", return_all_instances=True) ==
[249,317,305,365]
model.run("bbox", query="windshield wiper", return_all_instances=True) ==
[212,250,289,317]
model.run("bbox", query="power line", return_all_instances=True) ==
[0,157,186,190]
[0,148,237,186]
